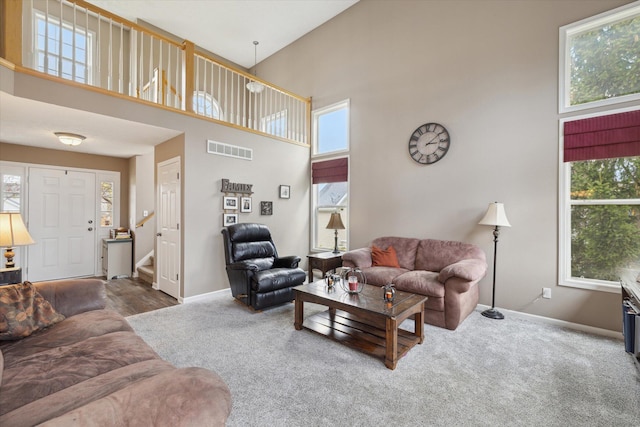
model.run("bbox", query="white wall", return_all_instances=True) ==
[257,0,638,331]
[130,153,155,265]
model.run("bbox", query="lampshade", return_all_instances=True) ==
[0,212,35,247]
[478,202,511,227]
[246,81,265,93]
[326,212,345,230]
[55,132,86,146]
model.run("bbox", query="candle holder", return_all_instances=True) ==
[340,267,366,294]
[324,273,340,292]
[383,284,396,302]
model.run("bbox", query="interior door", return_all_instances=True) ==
[28,168,96,281]
[157,158,180,299]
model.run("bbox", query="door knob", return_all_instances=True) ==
[156,232,162,237]
[88,220,93,224]
[88,227,93,231]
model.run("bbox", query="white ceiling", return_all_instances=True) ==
[86,0,359,68]
[0,92,182,158]
[0,0,358,158]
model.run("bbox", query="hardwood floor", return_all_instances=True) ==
[103,277,178,317]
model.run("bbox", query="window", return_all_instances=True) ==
[559,110,640,292]
[262,110,287,138]
[193,91,223,120]
[559,2,640,112]
[1,174,21,212]
[559,3,640,293]
[311,100,350,251]
[312,159,349,251]
[312,100,349,155]
[34,12,93,84]
[100,181,114,227]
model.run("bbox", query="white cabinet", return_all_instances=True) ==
[102,239,132,279]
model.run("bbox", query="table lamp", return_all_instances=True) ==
[0,212,35,268]
[325,212,345,254]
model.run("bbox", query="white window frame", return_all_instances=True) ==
[559,2,640,114]
[310,156,350,253]
[311,99,351,252]
[558,107,640,293]
[33,11,95,85]
[312,99,350,157]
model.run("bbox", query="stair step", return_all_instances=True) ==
[138,265,154,285]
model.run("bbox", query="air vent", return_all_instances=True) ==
[207,140,253,161]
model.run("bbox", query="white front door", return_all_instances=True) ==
[28,168,96,281]
[157,158,180,299]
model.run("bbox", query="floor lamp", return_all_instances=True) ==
[478,202,511,320]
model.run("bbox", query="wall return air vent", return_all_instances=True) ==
[207,140,253,161]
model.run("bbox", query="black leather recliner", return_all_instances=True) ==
[221,223,306,310]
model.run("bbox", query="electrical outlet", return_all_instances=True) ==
[542,287,552,299]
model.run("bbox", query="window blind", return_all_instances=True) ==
[312,158,348,184]
[563,109,640,162]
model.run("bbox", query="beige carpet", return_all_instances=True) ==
[127,290,640,426]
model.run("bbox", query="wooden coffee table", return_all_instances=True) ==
[293,280,428,370]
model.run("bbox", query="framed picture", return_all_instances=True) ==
[241,197,252,213]
[223,213,238,226]
[279,185,290,199]
[223,196,238,210]
[260,201,273,215]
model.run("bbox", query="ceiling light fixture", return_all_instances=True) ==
[246,41,265,94]
[55,132,86,146]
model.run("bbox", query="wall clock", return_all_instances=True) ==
[408,123,450,165]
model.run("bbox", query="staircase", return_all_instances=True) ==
[137,255,154,285]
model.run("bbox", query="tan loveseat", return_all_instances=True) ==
[342,237,487,330]
[0,278,231,426]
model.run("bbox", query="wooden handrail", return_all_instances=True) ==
[136,212,155,228]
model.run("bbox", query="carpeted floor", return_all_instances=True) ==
[127,290,640,426]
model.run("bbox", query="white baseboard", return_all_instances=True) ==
[181,288,231,304]
[476,304,622,340]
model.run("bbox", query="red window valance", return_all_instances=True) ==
[563,109,640,162]
[312,158,348,184]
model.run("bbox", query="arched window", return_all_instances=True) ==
[193,91,223,120]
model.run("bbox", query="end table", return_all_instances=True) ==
[307,252,343,283]
[0,267,22,286]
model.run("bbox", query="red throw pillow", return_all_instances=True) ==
[371,245,400,268]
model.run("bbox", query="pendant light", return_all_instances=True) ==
[246,41,265,94]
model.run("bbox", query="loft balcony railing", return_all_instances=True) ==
[1,0,310,146]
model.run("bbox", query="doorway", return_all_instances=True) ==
[27,167,96,281]
[156,157,181,299]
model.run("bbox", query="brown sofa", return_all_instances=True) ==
[0,278,232,426]
[342,237,487,330]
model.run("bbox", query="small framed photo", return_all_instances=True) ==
[223,196,238,210]
[223,213,238,226]
[240,197,252,213]
[260,201,273,215]
[279,185,290,199]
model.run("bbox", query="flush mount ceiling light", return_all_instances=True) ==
[246,41,265,94]
[55,132,86,146]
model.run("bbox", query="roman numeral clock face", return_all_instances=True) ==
[408,123,450,165]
